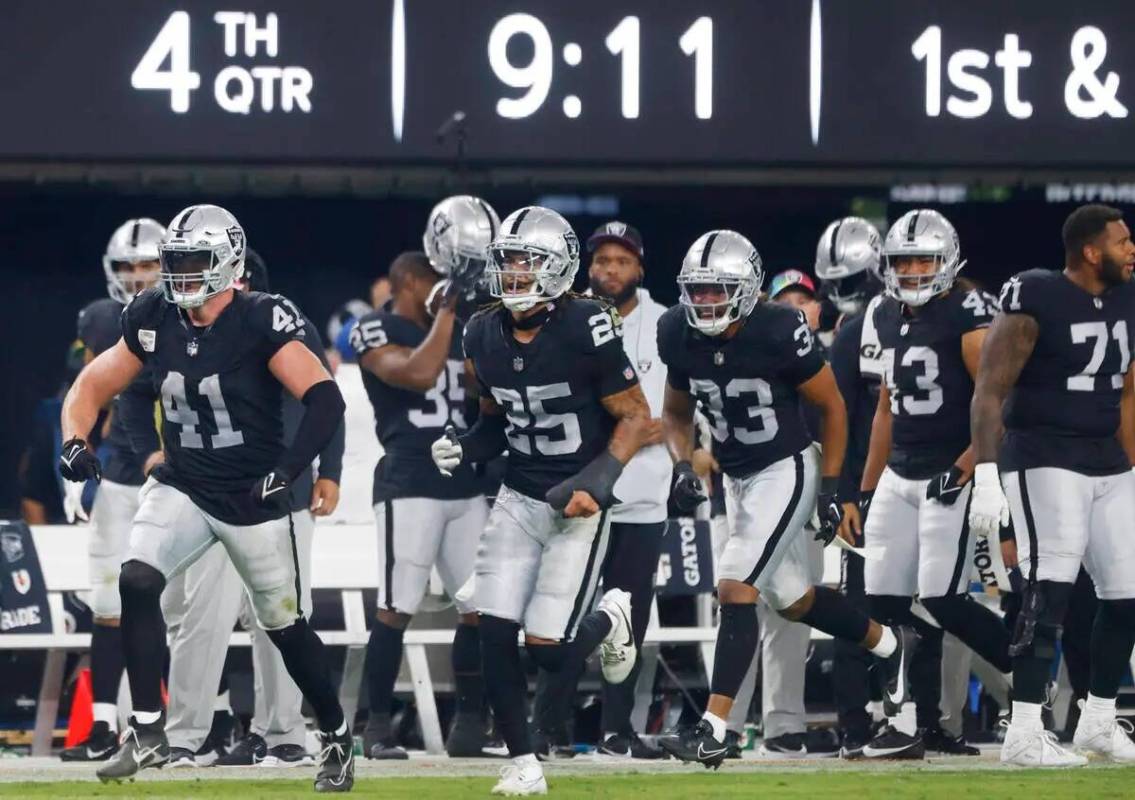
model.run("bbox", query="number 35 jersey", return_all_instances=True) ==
[121,287,316,525]
[999,269,1135,476]
[874,286,995,479]
[350,309,480,503]
[463,297,639,501]
[657,302,824,479]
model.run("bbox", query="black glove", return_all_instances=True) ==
[858,488,875,526]
[925,465,966,506]
[814,477,843,545]
[250,470,292,513]
[671,460,707,515]
[59,437,102,483]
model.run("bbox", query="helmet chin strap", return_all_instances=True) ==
[508,301,555,330]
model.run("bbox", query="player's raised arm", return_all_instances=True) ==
[60,338,144,481]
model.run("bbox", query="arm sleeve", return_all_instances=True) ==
[830,319,865,499]
[300,316,344,484]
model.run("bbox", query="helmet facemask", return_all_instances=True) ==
[882,252,963,307]
[486,246,568,312]
[103,258,161,304]
[821,271,876,315]
[678,275,757,336]
[158,244,244,309]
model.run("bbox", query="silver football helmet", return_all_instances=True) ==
[486,206,580,312]
[677,230,763,336]
[882,210,965,306]
[423,195,500,287]
[102,218,166,304]
[158,205,246,309]
[815,216,882,315]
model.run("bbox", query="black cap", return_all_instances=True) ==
[587,221,644,260]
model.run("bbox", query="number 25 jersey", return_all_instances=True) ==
[999,268,1135,476]
[463,297,639,501]
[350,309,480,503]
[121,287,312,524]
[657,302,825,478]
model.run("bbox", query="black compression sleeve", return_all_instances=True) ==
[277,381,346,480]
[457,411,508,463]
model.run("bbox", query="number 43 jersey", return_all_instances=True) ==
[463,297,639,501]
[999,269,1135,476]
[873,286,995,479]
[121,287,316,525]
[350,309,481,503]
[657,302,824,479]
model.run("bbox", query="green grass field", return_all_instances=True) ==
[4,770,1135,800]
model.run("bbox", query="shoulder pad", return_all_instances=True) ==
[245,291,309,342]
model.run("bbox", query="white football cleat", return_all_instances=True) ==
[1000,723,1087,767]
[597,589,636,685]
[491,763,548,795]
[1073,713,1135,762]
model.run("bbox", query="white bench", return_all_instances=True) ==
[0,524,719,756]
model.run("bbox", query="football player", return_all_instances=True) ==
[431,206,651,795]
[352,195,499,760]
[58,205,354,792]
[858,210,1011,759]
[655,230,906,769]
[60,218,164,762]
[970,203,1135,767]
[815,216,883,321]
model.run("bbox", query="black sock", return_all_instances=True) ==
[534,660,585,736]
[452,623,483,716]
[118,561,166,713]
[798,586,870,643]
[1012,580,1072,704]
[265,617,345,733]
[709,603,760,698]
[365,619,405,717]
[601,656,642,736]
[480,615,532,757]
[909,619,943,729]
[922,594,1013,673]
[1089,600,1135,699]
[526,611,612,674]
[90,622,125,706]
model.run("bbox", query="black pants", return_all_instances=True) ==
[832,549,877,739]
[535,520,666,737]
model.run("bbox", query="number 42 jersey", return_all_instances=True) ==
[463,297,639,501]
[999,268,1135,476]
[657,302,825,479]
[121,287,315,525]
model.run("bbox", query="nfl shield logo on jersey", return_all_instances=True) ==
[623,366,635,381]
[512,356,524,372]
[12,569,31,595]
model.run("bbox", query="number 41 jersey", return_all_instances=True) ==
[350,309,481,503]
[463,297,639,501]
[999,268,1135,476]
[121,287,309,525]
[657,302,824,479]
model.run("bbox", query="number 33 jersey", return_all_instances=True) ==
[657,302,824,479]
[999,268,1135,476]
[350,308,481,503]
[463,297,639,501]
[121,287,314,524]
[873,286,995,479]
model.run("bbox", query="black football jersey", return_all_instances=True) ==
[121,287,312,524]
[77,298,158,486]
[463,297,639,500]
[874,286,995,479]
[351,308,480,502]
[658,302,824,479]
[999,269,1135,476]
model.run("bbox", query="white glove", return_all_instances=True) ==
[62,479,88,523]
[968,462,1010,540]
[431,432,463,477]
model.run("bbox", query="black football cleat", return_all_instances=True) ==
[597,731,666,760]
[658,720,729,769]
[60,720,119,762]
[921,726,979,756]
[533,726,576,762]
[881,626,918,716]
[314,728,354,793]
[363,714,408,760]
[214,732,268,766]
[446,713,494,758]
[861,725,925,760]
[95,716,169,782]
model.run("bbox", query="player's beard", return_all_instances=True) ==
[1100,251,1131,286]
[589,275,638,308]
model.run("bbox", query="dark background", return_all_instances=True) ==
[0,180,1090,515]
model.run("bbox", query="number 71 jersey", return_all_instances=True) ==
[1000,268,1135,476]
[121,287,311,524]
[657,302,825,478]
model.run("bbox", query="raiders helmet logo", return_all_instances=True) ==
[563,230,580,261]
[432,212,453,237]
[226,225,245,256]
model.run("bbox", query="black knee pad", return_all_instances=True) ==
[1010,580,1070,659]
[867,594,912,627]
[118,560,165,602]
[479,614,520,649]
